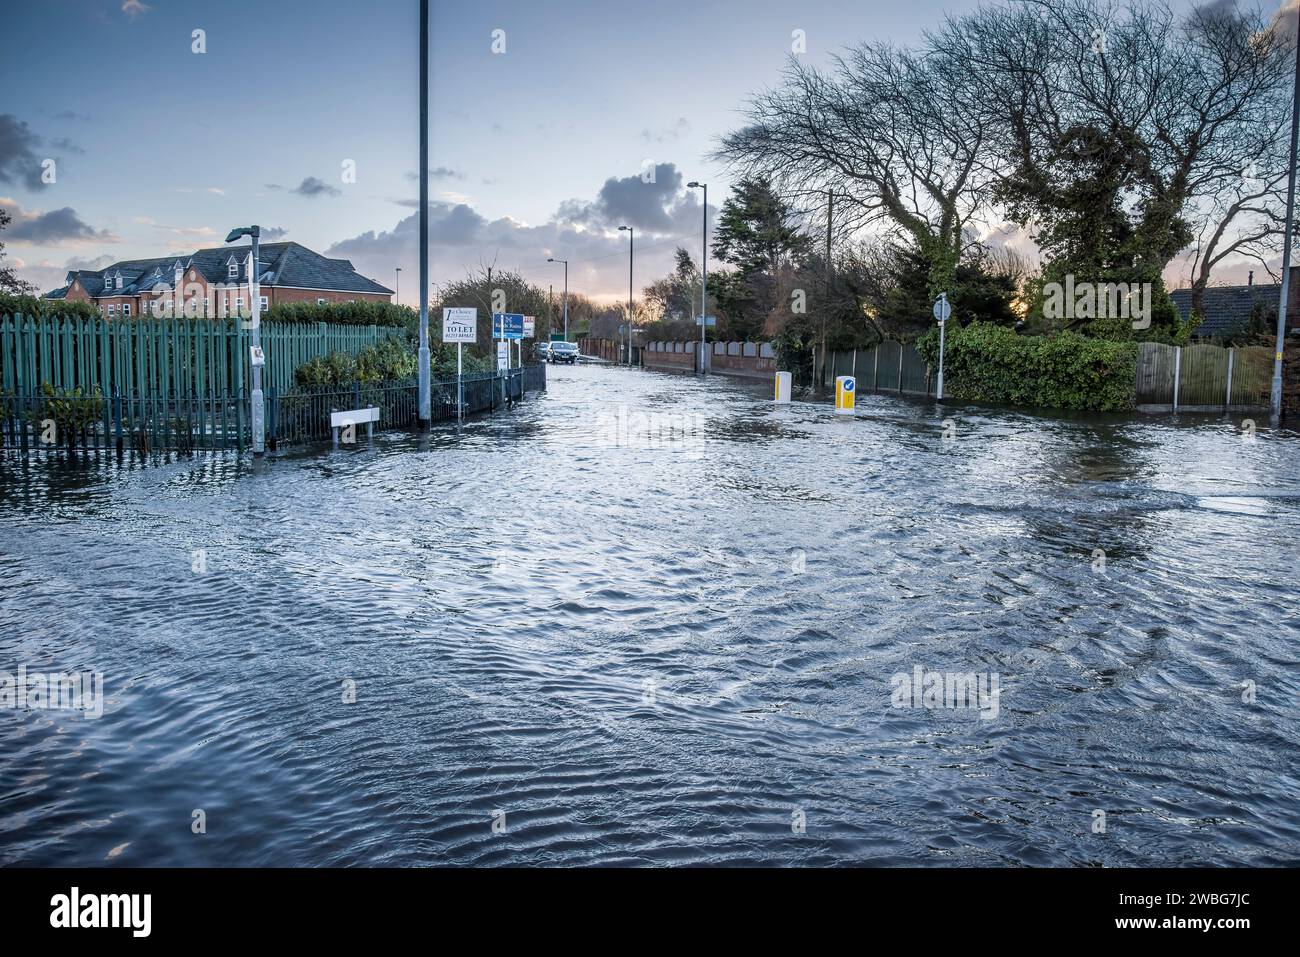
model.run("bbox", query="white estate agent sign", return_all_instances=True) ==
[523,316,535,338]
[442,307,477,343]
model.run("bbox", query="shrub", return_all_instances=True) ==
[261,300,413,328]
[27,382,105,440]
[1,294,101,321]
[916,322,1138,412]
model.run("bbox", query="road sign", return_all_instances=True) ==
[523,316,535,338]
[933,295,952,323]
[496,341,509,371]
[695,315,717,327]
[442,307,477,343]
[493,313,524,340]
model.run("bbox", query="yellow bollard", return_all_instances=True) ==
[835,375,856,414]
[774,371,792,404]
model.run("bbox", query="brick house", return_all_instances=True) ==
[42,241,392,318]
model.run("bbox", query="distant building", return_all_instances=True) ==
[1169,269,1299,340]
[42,241,392,318]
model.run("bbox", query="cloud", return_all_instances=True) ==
[1,198,118,245]
[327,162,709,303]
[42,110,92,123]
[121,0,151,18]
[267,176,341,198]
[641,117,692,143]
[261,226,289,240]
[407,167,467,181]
[133,216,217,238]
[0,114,50,191]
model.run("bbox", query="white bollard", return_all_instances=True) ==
[774,371,792,404]
[835,375,856,415]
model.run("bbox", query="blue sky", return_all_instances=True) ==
[0,0,1255,303]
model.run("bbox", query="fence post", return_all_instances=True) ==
[898,345,904,393]
[1173,346,1182,412]
[1225,348,1234,410]
[113,386,123,454]
[873,347,879,391]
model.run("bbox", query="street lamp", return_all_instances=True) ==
[686,181,707,374]
[547,257,569,339]
[394,266,401,305]
[618,225,634,365]
[225,225,264,454]
[417,0,431,425]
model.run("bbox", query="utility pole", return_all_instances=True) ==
[417,0,431,425]
[821,190,833,397]
[1271,6,1300,425]
[687,181,708,373]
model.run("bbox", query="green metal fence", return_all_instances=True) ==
[1,362,547,454]
[0,313,403,400]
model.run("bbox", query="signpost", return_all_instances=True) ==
[933,293,951,402]
[443,307,477,421]
[493,313,524,404]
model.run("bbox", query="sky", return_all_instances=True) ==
[0,0,1290,304]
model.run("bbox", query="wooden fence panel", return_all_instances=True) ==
[1179,344,1228,407]
[1136,343,1176,406]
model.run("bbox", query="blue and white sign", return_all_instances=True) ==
[493,313,525,340]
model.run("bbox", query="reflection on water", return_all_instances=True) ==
[2,364,1299,866]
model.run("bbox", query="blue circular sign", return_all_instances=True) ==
[843,377,855,392]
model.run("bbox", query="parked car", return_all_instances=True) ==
[549,341,579,364]
[534,341,550,360]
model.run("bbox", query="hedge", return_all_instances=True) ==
[915,322,1138,412]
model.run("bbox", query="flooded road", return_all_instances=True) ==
[2,362,1299,866]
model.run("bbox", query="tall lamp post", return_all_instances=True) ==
[417,0,431,425]
[618,225,634,365]
[225,225,263,454]
[1271,5,1300,424]
[686,181,707,374]
[395,266,401,305]
[547,257,569,339]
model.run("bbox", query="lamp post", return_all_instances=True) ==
[395,266,401,305]
[225,225,263,454]
[417,0,431,425]
[1271,5,1300,424]
[547,257,569,339]
[686,181,707,374]
[618,225,634,365]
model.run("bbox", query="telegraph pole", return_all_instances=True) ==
[417,0,431,425]
[1271,6,1300,424]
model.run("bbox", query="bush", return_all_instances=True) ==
[293,338,493,389]
[27,382,105,440]
[1,294,101,321]
[916,322,1138,412]
[262,300,413,328]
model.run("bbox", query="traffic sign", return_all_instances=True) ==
[492,313,525,340]
[442,307,477,343]
[496,341,509,370]
[933,295,952,323]
[695,315,717,327]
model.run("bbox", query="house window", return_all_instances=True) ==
[228,262,238,279]
[317,298,327,305]
[166,300,174,315]
[235,296,244,313]
[107,304,117,317]
[122,303,131,317]
[204,297,211,316]
[259,295,268,310]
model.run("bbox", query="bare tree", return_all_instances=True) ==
[716,40,1004,297]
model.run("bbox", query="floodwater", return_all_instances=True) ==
[2,362,1299,866]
